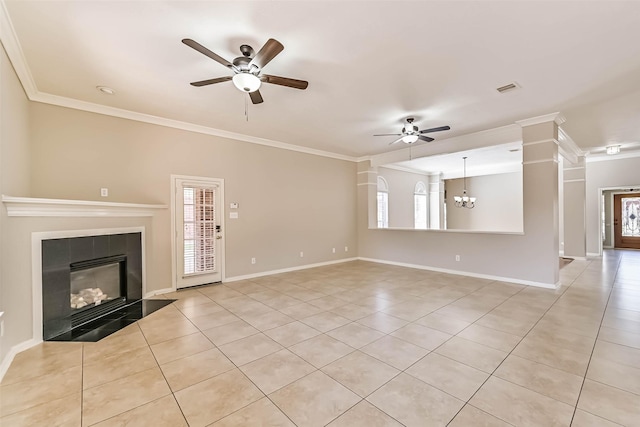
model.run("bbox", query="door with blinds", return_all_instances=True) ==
[174,177,224,289]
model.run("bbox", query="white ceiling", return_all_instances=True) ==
[3,0,640,161]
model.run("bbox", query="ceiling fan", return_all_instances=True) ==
[182,38,308,105]
[374,118,450,145]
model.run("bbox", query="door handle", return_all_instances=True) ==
[216,236,222,240]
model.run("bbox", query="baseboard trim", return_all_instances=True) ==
[0,338,41,382]
[587,252,601,257]
[144,287,174,298]
[224,258,359,283]
[561,256,588,261]
[357,257,558,289]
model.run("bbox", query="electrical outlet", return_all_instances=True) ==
[300,251,304,258]
[455,255,461,262]
[332,248,336,253]
[251,257,256,264]
[100,188,108,197]
[345,246,348,252]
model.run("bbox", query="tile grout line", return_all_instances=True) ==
[438,273,584,425]
[137,319,191,426]
[568,254,623,426]
[195,283,317,427]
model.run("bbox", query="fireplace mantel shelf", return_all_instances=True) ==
[2,195,167,217]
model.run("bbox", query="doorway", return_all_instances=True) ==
[614,193,640,249]
[172,175,225,289]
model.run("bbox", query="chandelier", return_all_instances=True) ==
[454,156,476,209]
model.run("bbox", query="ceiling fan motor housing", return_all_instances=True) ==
[239,44,254,58]
[233,56,252,70]
[403,124,419,134]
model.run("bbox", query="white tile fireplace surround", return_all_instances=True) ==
[2,196,167,343]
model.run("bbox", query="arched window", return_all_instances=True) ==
[414,181,428,229]
[377,176,389,228]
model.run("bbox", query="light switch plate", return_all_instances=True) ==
[229,212,239,219]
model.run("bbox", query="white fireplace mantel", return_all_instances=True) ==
[2,195,167,217]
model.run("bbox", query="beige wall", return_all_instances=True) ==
[1,44,32,361]
[28,103,358,281]
[445,172,523,232]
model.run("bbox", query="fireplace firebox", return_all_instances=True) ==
[70,255,128,328]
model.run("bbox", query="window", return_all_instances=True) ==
[414,181,428,229]
[182,185,217,275]
[377,176,389,228]
[621,196,640,237]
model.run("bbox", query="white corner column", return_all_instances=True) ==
[357,161,378,229]
[429,173,444,229]
[562,155,587,258]
[518,114,561,286]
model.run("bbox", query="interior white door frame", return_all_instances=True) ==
[171,174,225,291]
[597,185,640,256]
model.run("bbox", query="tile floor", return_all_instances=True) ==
[1,251,640,426]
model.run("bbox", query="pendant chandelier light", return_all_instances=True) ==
[454,156,476,209]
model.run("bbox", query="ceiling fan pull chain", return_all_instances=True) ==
[245,95,249,122]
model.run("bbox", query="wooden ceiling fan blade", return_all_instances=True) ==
[419,125,451,134]
[374,133,402,137]
[418,135,435,142]
[182,38,234,69]
[261,74,308,90]
[250,39,284,69]
[190,76,233,87]
[249,90,264,104]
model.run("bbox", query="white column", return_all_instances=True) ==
[357,161,378,229]
[518,115,561,285]
[428,173,444,229]
[563,155,587,258]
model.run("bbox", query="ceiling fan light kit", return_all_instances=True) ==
[232,73,261,93]
[402,134,419,144]
[606,144,621,155]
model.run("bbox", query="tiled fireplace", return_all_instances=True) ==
[41,232,143,340]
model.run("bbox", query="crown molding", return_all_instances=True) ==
[0,0,38,97]
[379,163,432,176]
[516,112,565,127]
[557,127,585,164]
[586,150,640,163]
[31,92,355,162]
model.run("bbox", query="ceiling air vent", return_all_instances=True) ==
[496,82,520,93]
